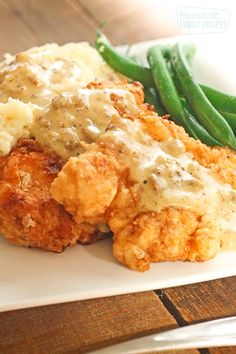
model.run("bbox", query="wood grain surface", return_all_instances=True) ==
[0,0,178,56]
[0,0,235,353]
[165,277,236,323]
[0,292,197,354]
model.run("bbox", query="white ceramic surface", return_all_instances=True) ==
[1,35,236,312]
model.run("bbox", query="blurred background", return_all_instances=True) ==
[0,0,235,55]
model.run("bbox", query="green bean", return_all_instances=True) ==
[167,47,236,119]
[186,113,223,146]
[220,112,236,133]
[95,31,196,88]
[170,46,236,147]
[201,84,236,114]
[170,43,236,150]
[172,69,223,146]
[167,49,236,118]
[146,48,217,144]
[180,99,223,146]
[95,30,154,87]
[169,67,236,136]
[160,43,196,63]
[95,31,232,148]
[147,45,189,127]
[201,84,236,134]
[147,46,211,142]
[144,87,166,115]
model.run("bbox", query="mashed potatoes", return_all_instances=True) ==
[0,98,35,155]
[0,42,121,156]
[0,42,120,106]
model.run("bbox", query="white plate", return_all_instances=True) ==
[1,35,236,312]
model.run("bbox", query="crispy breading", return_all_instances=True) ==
[0,139,104,252]
[86,80,145,107]
[51,140,223,271]
[51,82,236,271]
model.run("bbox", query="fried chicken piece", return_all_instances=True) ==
[51,84,236,271]
[0,139,104,252]
[51,143,222,270]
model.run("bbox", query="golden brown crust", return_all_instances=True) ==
[0,139,104,252]
[138,113,236,187]
[51,82,236,270]
[86,80,145,105]
[51,129,226,269]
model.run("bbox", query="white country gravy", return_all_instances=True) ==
[100,117,236,249]
[32,88,139,159]
[0,40,235,251]
[33,85,236,249]
[0,42,121,156]
[0,43,120,107]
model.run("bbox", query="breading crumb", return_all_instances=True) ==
[22,213,36,228]
[19,171,32,191]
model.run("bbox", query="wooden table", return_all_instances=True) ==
[0,1,235,353]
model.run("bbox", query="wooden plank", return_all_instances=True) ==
[0,291,200,354]
[0,0,38,55]
[0,0,98,56]
[164,277,236,323]
[161,277,236,354]
[0,0,178,58]
[209,348,236,354]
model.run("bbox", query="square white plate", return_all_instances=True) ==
[1,35,236,312]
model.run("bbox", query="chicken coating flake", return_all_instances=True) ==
[51,83,236,271]
[0,139,105,252]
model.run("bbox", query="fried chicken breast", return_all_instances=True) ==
[51,83,236,271]
[0,139,104,252]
